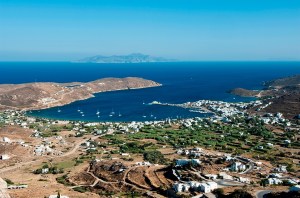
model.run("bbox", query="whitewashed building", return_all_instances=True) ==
[0,154,10,160]
[231,161,246,172]
[267,178,283,185]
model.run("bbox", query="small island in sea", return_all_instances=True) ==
[77,53,174,63]
[0,77,161,111]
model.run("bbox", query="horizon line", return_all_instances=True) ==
[1,60,300,63]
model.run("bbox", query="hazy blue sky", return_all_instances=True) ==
[0,0,300,61]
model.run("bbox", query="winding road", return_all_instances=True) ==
[255,190,273,198]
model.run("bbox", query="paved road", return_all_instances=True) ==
[256,190,273,198]
[216,179,244,187]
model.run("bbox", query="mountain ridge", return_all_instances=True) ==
[77,53,175,63]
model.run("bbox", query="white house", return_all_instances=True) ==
[274,165,287,173]
[200,183,210,193]
[200,182,217,193]
[267,143,274,147]
[268,173,282,178]
[188,181,202,190]
[173,181,217,193]
[238,177,250,184]
[231,162,246,172]
[3,137,11,143]
[267,178,283,185]
[173,183,190,193]
[284,139,291,144]
[0,154,10,160]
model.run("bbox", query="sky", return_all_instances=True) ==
[0,0,300,61]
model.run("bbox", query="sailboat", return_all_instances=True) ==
[109,109,115,116]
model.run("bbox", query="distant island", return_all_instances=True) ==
[0,77,161,111]
[230,74,300,119]
[77,53,175,63]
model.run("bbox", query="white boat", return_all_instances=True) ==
[82,114,85,117]
[57,109,61,113]
[118,112,122,117]
[150,101,161,105]
[96,110,100,115]
[109,109,115,117]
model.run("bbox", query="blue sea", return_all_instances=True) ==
[1,62,299,122]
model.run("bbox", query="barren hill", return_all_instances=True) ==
[229,74,300,119]
[0,77,161,111]
[264,74,300,87]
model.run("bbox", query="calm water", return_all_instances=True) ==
[1,62,299,122]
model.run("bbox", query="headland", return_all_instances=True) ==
[0,77,161,111]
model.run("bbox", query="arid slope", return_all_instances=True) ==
[0,77,161,111]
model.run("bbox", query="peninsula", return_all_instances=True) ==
[230,74,300,119]
[77,53,174,63]
[0,77,161,111]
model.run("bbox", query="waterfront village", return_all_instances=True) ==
[0,99,299,198]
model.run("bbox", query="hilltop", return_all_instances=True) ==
[77,53,174,63]
[264,74,300,87]
[0,77,161,111]
[230,74,300,119]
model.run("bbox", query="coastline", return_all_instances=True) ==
[0,77,162,112]
[24,85,162,112]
